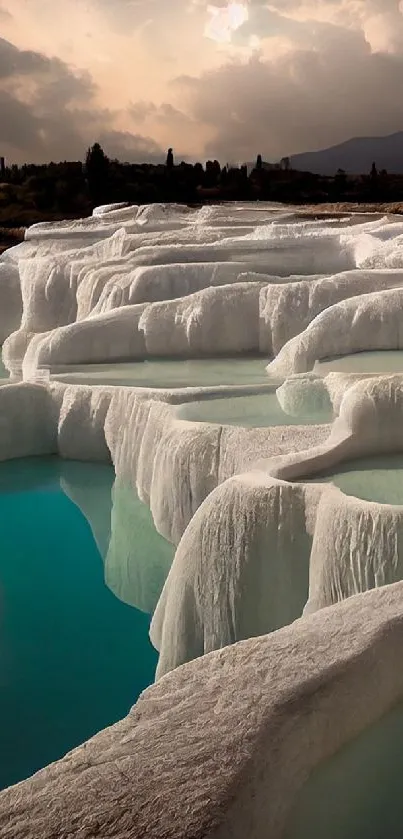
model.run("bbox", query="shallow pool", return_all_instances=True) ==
[285,699,403,839]
[315,350,403,376]
[177,391,332,427]
[0,456,171,790]
[305,454,403,505]
[50,357,271,388]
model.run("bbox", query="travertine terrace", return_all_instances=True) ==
[2,202,403,838]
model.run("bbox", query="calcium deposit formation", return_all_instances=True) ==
[1,202,403,839]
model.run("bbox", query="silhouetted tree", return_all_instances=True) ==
[194,162,204,185]
[369,161,379,198]
[4,147,403,232]
[280,156,290,171]
[205,159,221,187]
[256,154,262,170]
[212,160,221,179]
[85,143,109,203]
[334,167,347,197]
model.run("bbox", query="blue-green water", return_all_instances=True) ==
[177,392,332,427]
[304,454,403,505]
[0,457,162,790]
[49,357,271,388]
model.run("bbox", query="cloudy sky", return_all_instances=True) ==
[2,0,403,164]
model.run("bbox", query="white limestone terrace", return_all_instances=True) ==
[0,376,401,838]
[0,379,330,539]
[0,202,401,377]
[267,286,403,377]
[3,203,403,835]
[152,375,403,678]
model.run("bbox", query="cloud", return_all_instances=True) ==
[174,13,403,161]
[0,36,165,163]
[89,0,183,34]
[4,0,403,165]
[129,99,194,127]
[205,3,249,44]
[97,129,165,163]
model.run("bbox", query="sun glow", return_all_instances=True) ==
[205,2,249,43]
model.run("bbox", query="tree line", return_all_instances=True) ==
[0,142,402,227]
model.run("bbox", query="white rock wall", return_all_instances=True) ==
[2,582,403,839]
[260,268,403,355]
[19,282,265,373]
[267,287,403,377]
[0,262,22,344]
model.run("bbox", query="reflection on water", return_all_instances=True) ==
[304,454,403,505]
[61,466,174,615]
[315,349,403,375]
[0,456,172,790]
[49,357,271,388]
[60,459,114,558]
[105,480,173,615]
[177,391,332,427]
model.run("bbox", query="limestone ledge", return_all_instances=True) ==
[2,209,390,375]
[0,379,329,546]
[6,264,403,375]
[1,363,403,838]
[2,581,403,839]
[153,375,403,676]
[267,286,403,377]
[2,373,403,680]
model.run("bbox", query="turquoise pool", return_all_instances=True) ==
[0,457,170,790]
[177,391,332,427]
[304,454,403,505]
[49,357,272,388]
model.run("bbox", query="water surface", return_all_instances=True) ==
[315,350,403,376]
[50,357,271,388]
[286,700,403,839]
[0,456,170,790]
[177,391,332,427]
[305,454,403,505]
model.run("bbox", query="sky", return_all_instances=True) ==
[2,0,403,164]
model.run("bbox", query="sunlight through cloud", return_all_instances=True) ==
[205,2,249,43]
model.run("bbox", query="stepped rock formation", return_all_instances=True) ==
[2,202,403,836]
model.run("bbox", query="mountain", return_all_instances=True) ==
[290,131,403,175]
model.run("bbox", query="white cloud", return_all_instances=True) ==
[205,3,249,43]
[4,0,403,162]
[175,14,403,160]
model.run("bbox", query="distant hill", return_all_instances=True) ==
[290,132,403,175]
